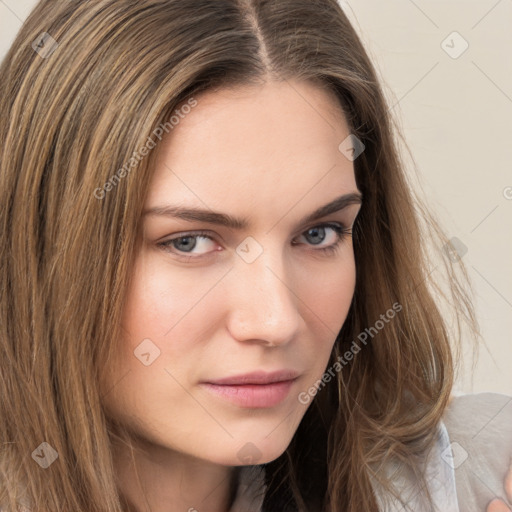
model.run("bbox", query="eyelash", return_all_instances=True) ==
[157,222,353,261]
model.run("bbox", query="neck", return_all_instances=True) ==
[113,436,240,512]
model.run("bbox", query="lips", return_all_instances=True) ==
[204,369,300,386]
[200,370,300,408]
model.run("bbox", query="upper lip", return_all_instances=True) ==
[204,370,300,386]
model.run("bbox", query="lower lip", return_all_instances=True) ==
[200,379,297,408]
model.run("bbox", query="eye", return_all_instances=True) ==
[157,230,218,259]
[157,222,353,261]
[293,222,352,255]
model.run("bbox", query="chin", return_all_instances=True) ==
[225,434,292,467]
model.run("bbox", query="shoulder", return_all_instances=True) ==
[371,393,512,511]
[442,392,512,511]
[443,392,512,455]
[370,420,459,511]
[444,392,512,434]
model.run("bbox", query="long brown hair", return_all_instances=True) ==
[0,0,480,510]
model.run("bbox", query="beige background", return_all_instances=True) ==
[1,0,510,395]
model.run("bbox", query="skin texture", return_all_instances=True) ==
[101,79,362,512]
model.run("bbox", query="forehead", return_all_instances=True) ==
[146,80,357,226]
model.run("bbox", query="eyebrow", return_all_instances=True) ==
[142,191,363,230]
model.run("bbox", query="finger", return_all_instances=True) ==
[487,498,512,512]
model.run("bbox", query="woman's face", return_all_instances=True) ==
[102,79,362,466]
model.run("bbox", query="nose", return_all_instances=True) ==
[225,247,303,347]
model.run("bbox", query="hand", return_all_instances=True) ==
[487,459,512,512]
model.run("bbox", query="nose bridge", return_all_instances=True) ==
[226,243,301,343]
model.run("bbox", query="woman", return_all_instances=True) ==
[0,0,510,511]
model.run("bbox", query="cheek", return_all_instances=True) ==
[111,254,231,405]
[299,255,356,329]
[101,255,219,431]
[293,254,356,359]
[120,253,226,344]
[304,256,356,356]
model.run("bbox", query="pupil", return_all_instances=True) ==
[307,227,325,245]
[175,236,196,252]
